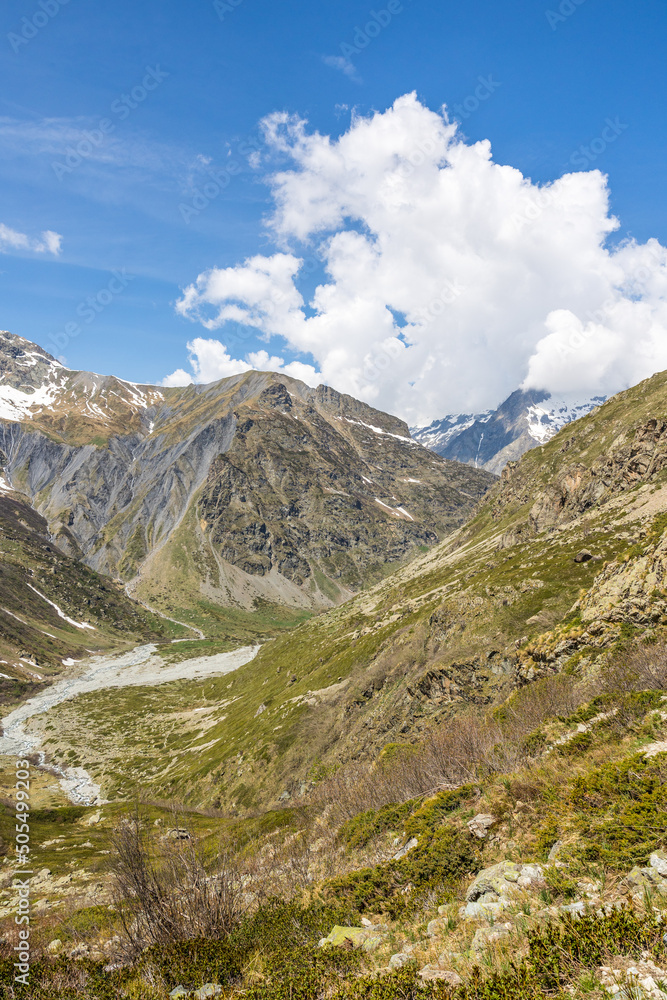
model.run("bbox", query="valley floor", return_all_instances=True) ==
[0,640,259,805]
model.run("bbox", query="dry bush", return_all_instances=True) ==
[316,673,599,825]
[110,817,244,954]
[315,710,504,824]
[604,642,667,694]
[315,642,667,830]
[501,673,587,735]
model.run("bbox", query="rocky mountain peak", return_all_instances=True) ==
[412,388,607,474]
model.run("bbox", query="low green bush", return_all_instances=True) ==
[325,827,478,918]
[340,801,413,850]
[570,751,667,869]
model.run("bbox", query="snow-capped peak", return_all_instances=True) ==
[525,395,607,444]
[409,410,493,451]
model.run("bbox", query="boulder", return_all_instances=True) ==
[574,550,593,563]
[467,814,496,839]
[626,865,667,899]
[649,850,667,877]
[388,953,412,970]
[419,966,462,984]
[361,935,384,953]
[460,899,507,921]
[471,924,511,953]
[318,926,382,949]
[466,861,534,901]
[193,986,222,999]
[393,837,418,860]
[560,901,586,917]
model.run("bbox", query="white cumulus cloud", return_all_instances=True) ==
[161,337,319,387]
[169,93,667,424]
[0,223,62,256]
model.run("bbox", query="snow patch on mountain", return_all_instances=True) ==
[338,415,416,445]
[525,396,607,444]
[0,382,61,421]
[410,411,493,451]
[411,391,607,473]
[26,584,95,630]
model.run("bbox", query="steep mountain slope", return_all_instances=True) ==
[0,482,171,695]
[412,389,606,474]
[0,332,494,623]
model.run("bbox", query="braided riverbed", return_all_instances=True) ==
[0,642,259,805]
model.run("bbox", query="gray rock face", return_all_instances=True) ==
[460,861,545,921]
[0,415,235,578]
[393,837,418,860]
[389,953,412,970]
[650,851,667,877]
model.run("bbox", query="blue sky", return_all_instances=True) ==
[1,0,666,419]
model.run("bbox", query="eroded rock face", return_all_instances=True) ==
[482,410,667,544]
[579,533,667,628]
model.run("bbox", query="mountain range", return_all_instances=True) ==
[0,331,493,670]
[412,388,607,474]
[3,327,667,812]
[3,337,662,812]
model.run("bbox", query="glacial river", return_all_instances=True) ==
[0,643,259,805]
